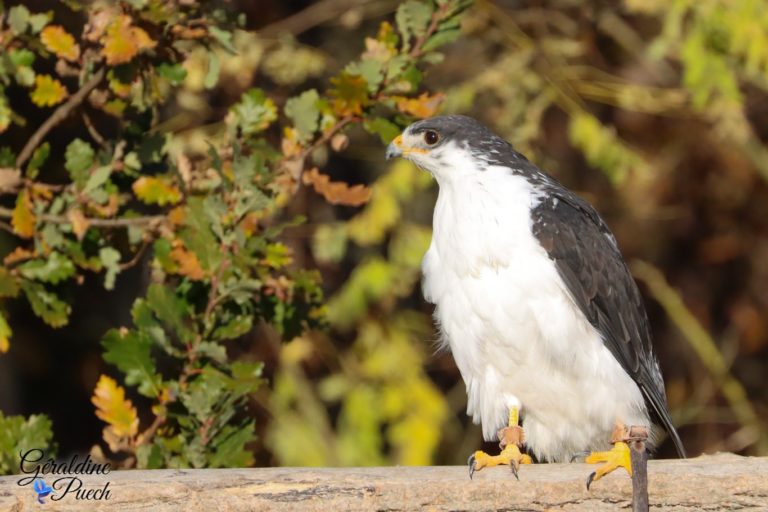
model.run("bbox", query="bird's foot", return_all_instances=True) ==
[585,423,648,489]
[468,439,532,480]
[468,422,531,479]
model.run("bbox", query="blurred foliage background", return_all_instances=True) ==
[1,0,768,472]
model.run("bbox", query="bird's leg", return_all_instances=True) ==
[468,407,532,479]
[585,422,648,489]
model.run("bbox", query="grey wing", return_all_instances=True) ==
[530,186,686,458]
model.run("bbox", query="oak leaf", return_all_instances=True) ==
[12,189,35,238]
[169,244,206,280]
[30,75,68,107]
[92,374,139,439]
[329,72,369,116]
[0,320,9,353]
[101,14,156,65]
[67,208,90,240]
[394,92,444,118]
[302,167,372,206]
[3,247,35,265]
[133,176,182,206]
[40,25,80,62]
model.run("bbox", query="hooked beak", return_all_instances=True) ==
[385,135,404,160]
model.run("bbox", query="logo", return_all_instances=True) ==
[17,449,112,503]
[32,479,54,504]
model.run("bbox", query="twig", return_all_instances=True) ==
[0,206,163,228]
[631,260,768,453]
[15,67,107,169]
[302,115,356,161]
[203,254,230,322]
[118,239,151,271]
[135,414,166,448]
[82,112,109,149]
[409,3,448,58]
[0,220,14,235]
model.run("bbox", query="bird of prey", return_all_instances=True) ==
[385,115,685,486]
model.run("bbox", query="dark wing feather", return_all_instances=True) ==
[530,179,686,458]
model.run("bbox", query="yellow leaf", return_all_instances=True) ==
[394,92,444,119]
[132,176,182,206]
[0,311,11,353]
[12,189,35,238]
[167,206,186,227]
[101,14,156,65]
[30,75,68,107]
[170,244,206,280]
[302,167,372,206]
[108,77,132,98]
[67,208,90,240]
[92,374,139,438]
[40,25,80,62]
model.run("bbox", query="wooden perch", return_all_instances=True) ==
[0,453,765,511]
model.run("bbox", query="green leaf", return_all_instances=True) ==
[146,283,195,344]
[102,328,162,397]
[0,268,20,298]
[65,139,95,187]
[0,96,10,134]
[229,360,264,395]
[208,422,255,467]
[312,223,348,263]
[181,197,222,272]
[231,88,277,135]
[198,342,228,363]
[395,0,433,51]
[212,315,253,340]
[135,443,163,469]
[83,165,113,198]
[8,48,35,67]
[28,12,52,34]
[363,117,401,144]
[421,27,461,53]
[346,60,384,93]
[19,252,75,284]
[138,133,167,164]
[8,5,30,34]
[0,412,55,475]
[25,142,49,179]
[0,147,15,167]
[99,247,121,290]
[181,372,225,421]
[21,281,71,327]
[209,26,236,54]
[204,51,220,89]
[8,48,35,87]
[285,89,320,141]
[131,299,182,358]
[156,63,187,85]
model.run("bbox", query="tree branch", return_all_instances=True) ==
[15,67,107,169]
[409,2,449,58]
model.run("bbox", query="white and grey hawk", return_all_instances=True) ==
[385,115,685,486]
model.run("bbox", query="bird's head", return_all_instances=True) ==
[385,115,515,182]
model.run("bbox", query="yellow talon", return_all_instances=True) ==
[469,443,532,479]
[468,406,531,479]
[585,441,632,489]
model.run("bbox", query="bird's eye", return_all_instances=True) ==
[423,130,440,145]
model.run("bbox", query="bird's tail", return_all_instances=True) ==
[642,386,687,458]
